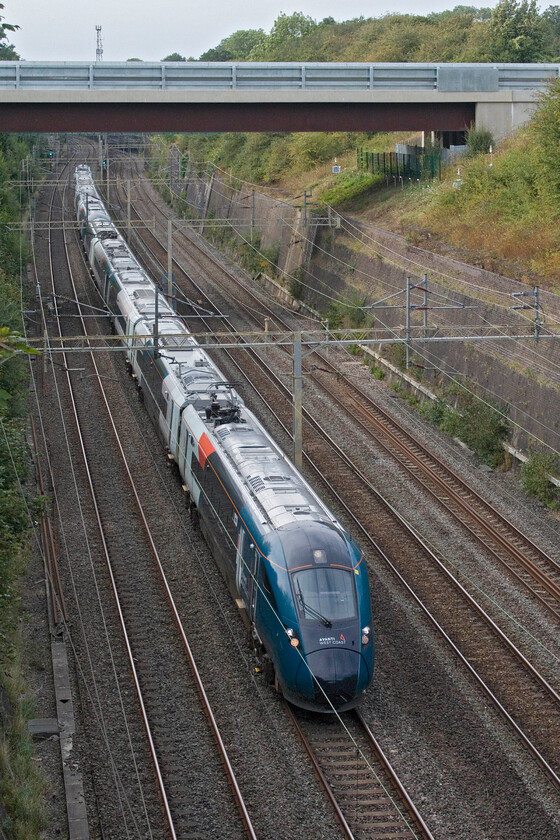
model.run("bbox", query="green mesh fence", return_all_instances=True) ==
[357,148,441,181]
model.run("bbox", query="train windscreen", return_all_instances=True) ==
[292,568,357,624]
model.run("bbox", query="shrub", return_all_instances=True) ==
[454,392,510,467]
[370,364,385,380]
[465,126,494,157]
[289,267,305,300]
[322,291,368,330]
[520,451,559,508]
[390,343,408,372]
[419,397,449,426]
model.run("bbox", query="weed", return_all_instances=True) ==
[370,364,386,380]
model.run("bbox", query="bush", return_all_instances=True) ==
[454,392,510,467]
[289,267,305,300]
[370,363,385,380]
[419,397,450,426]
[465,126,494,157]
[322,290,368,330]
[520,451,559,508]
[390,343,408,372]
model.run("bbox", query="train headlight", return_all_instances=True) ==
[286,628,300,648]
[361,626,371,646]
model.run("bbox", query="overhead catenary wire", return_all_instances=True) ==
[118,146,560,462]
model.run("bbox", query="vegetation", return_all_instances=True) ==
[318,171,382,208]
[520,451,559,507]
[323,291,370,330]
[0,3,19,60]
[487,0,544,61]
[418,390,510,467]
[193,4,558,65]
[0,130,48,838]
[170,2,560,196]
[465,126,494,157]
[395,77,560,281]
[199,29,266,61]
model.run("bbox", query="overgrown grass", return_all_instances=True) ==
[316,171,382,207]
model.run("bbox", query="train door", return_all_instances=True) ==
[103,271,111,303]
[177,416,187,479]
[168,398,181,458]
[185,430,200,505]
[127,322,137,375]
[236,530,258,620]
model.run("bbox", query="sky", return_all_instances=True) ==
[6,0,486,63]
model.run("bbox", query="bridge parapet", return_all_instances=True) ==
[0,61,558,92]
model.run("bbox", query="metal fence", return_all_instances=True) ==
[357,148,442,181]
[0,62,558,91]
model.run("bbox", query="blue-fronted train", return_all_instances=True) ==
[75,164,374,711]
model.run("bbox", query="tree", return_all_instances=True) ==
[542,5,560,58]
[162,52,186,61]
[0,40,18,59]
[0,2,18,59]
[529,77,560,197]
[199,29,265,61]
[487,0,545,61]
[248,12,318,60]
[0,2,18,38]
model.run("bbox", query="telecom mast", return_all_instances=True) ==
[95,26,103,62]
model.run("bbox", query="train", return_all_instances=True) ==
[74,163,374,712]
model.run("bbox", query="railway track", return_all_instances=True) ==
[73,157,440,839]
[33,151,256,839]
[287,705,433,840]
[107,161,560,790]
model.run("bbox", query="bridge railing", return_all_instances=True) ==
[0,62,557,92]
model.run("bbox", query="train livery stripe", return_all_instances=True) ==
[198,432,215,469]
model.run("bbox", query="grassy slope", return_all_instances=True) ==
[274,127,560,293]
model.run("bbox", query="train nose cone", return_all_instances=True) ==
[298,648,359,709]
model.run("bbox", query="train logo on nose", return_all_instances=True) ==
[319,634,347,645]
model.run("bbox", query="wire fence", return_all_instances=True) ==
[357,148,442,181]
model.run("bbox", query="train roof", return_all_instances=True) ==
[76,164,339,534]
[213,418,336,530]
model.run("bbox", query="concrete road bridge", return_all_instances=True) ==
[1,61,557,139]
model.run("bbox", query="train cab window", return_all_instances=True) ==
[260,561,277,611]
[292,568,357,623]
